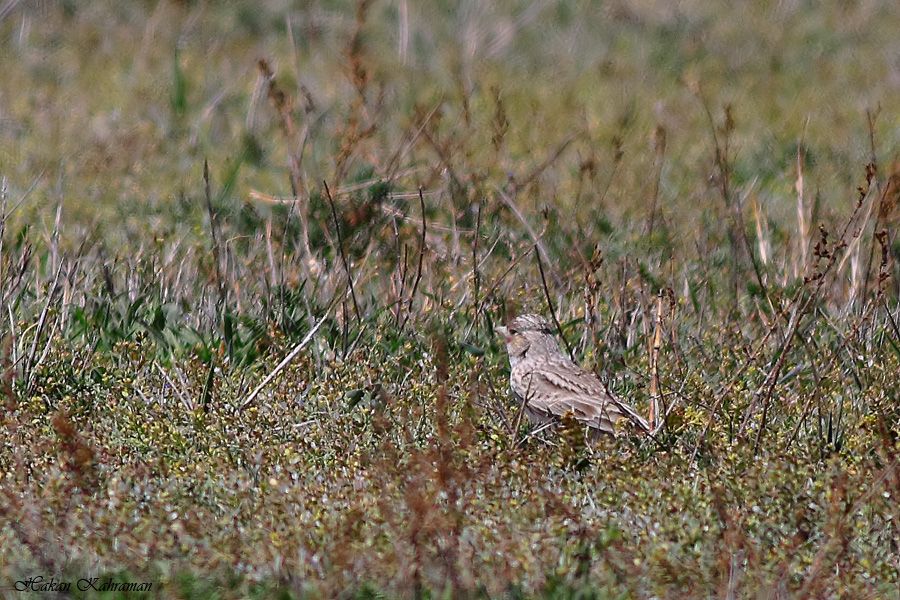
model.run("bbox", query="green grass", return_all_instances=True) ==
[1,1,899,598]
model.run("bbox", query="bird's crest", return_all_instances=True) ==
[507,314,553,335]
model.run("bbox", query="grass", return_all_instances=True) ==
[1,1,899,598]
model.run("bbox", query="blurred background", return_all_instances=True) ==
[2,1,897,245]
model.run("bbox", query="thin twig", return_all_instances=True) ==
[688,312,782,463]
[648,291,665,432]
[391,219,407,327]
[258,58,312,260]
[399,187,427,331]
[498,187,551,272]
[512,375,535,440]
[861,110,882,301]
[694,89,769,304]
[471,201,482,326]
[511,131,582,193]
[882,297,900,346]
[203,159,226,311]
[239,305,333,413]
[535,245,574,361]
[748,186,871,455]
[154,362,192,411]
[323,180,361,324]
[24,260,65,395]
[384,101,442,181]
[200,358,215,413]
[467,236,545,338]
[518,421,558,446]
[0,176,7,291]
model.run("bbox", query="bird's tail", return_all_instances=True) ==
[614,399,651,433]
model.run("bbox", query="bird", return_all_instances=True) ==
[495,314,650,437]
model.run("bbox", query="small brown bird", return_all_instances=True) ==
[496,314,649,437]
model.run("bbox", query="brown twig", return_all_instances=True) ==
[203,159,226,311]
[257,58,312,260]
[535,245,574,361]
[648,290,665,432]
[688,310,786,463]
[747,176,872,455]
[511,375,535,440]
[861,109,883,301]
[23,259,65,396]
[391,219,408,328]
[694,89,769,304]
[471,235,544,322]
[510,131,583,193]
[384,101,443,181]
[323,180,362,325]
[471,201,482,327]
[399,188,427,331]
[498,187,552,275]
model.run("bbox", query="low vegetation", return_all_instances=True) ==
[1,1,898,598]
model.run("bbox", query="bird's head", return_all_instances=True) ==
[495,314,558,364]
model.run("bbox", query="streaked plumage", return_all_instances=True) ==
[496,314,649,437]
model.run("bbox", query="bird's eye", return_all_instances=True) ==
[508,328,518,335]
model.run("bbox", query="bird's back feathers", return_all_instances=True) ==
[511,354,649,436]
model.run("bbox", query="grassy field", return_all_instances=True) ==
[1,1,899,597]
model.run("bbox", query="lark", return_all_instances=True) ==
[496,314,649,437]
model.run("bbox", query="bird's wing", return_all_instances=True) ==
[516,360,649,435]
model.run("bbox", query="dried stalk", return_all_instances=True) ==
[648,291,665,432]
[323,180,361,325]
[239,305,333,413]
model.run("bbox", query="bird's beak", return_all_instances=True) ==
[495,325,510,340]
